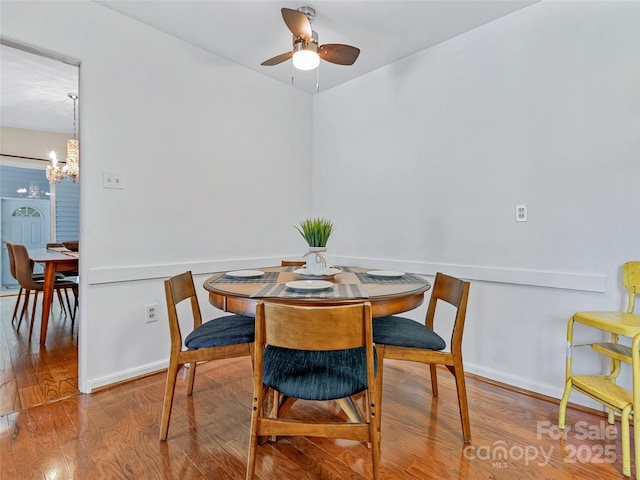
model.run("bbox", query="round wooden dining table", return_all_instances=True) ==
[204,265,431,317]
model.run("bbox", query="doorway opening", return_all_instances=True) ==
[0,40,81,412]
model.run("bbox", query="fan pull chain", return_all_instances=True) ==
[316,66,320,93]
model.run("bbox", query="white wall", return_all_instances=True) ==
[1,1,313,390]
[1,127,70,159]
[3,1,639,410]
[313,1,640,405]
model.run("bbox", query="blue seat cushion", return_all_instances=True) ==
[184,315,254,349]
[263,346,377,401]
[373,316,446,350]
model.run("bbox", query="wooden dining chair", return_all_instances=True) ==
[247,301,380,480]
[7,241,28,325]
[373,272,472,443]
[159,271,255,441]
[280,260,306,267]
[9,242,78,340]
[7,242,66,326]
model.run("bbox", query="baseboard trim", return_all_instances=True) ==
[87,358,606,423]
[465,369,606,419]
[87,360,168,392]
[91,368,166,393]
[464,362,567,399]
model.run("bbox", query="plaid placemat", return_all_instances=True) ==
[354,272,427,285]
[207,271,280,285]
[251,282,368,299]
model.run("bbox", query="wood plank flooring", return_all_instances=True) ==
[0,295,631,479]
[0,293,79,416]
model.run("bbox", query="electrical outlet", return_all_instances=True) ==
[515,205,528,222]
[145,303,158,323]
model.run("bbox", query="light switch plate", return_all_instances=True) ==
[103,170,124,189]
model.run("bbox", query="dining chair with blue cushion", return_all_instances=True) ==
[246,301,380,480]
[159,270,255,441]
[373,272,471,443]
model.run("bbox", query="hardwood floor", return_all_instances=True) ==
[0,295,630,479]
[0,293,79,416]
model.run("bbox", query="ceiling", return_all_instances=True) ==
[1,44,79,134]
[1,0,537,133]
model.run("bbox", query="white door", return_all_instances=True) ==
[1,198,51,287]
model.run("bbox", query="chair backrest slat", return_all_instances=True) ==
[259,302,371,351]
[166,271,197,305]
[430,273,466,308]
[425,272,470,352]
[280,260,306,267]
[164,271,203,349]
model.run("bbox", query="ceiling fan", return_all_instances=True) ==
[261,7,360,71]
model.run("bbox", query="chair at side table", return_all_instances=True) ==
[372,272,472,443]
[246,301,380,479]
[159,271,255,441]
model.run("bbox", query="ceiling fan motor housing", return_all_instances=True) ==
[293,30,319,53]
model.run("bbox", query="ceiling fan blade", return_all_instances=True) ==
[261,51,293,66]
[281,8,312,39]
[318,44,361,65]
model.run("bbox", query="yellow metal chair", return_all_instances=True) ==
[559,261,640,478]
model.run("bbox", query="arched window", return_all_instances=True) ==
[12,206,43,218]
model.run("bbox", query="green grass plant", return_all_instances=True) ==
[295,217,335,247]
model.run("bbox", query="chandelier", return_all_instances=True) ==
[47,93,79,184]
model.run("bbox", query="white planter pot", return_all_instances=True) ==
[304,247,328,275]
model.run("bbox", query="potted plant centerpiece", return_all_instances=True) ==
[295,217,335,275]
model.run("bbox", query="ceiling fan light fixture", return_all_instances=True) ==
[293,50,319,71]
[292,39,319,71]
